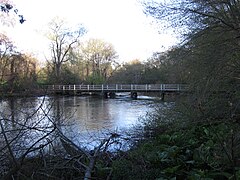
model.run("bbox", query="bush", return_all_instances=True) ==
[111,122,240,179]
[110,98,240,179]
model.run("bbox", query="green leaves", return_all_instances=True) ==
[111,122,240,179]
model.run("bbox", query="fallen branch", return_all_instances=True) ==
[59,131,120,180]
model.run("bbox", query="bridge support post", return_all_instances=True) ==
[161,92,165,101]
[131,92,138,99]
[62,85,66,95]
[103,92,108,98]
[109,92,116,98]
[73,85,76,95]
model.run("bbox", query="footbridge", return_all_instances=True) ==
[46,84,188,99]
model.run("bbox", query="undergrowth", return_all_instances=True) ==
[111,122,240,179]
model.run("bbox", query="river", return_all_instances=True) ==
[0,95,166,151]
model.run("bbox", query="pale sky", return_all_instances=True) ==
[1,0,177,62]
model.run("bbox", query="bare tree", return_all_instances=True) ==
[144,0,240,41]
[47,17,86,83]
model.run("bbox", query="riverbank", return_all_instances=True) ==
[111,122,240,179]
[0,88,47,98]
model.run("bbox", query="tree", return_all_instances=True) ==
[14,53,37,89]
[110,51,187,84]
[110,59,145,84]
[46,17,86,83]
[0,33,15,84]
[0,33,38,93]
[144,0,240,36]
[144,0,240,85]
[79,39,119,84]
[144,50,189,84]
[142,2,240,177]
[144,0,240,121]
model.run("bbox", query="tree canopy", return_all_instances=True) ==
[144,0,240,122]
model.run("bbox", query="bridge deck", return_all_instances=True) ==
[47,84,188,93]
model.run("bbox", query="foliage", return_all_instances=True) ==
[144,0,240,120]
[112,119,240,179]
[86,73,105,84]
[45,31,120,84]
[46,64,82,85]
[0,34,38,93]
[110,59,145,84]
[106,1,240,179]
[107,2,240,179]
[110,52,188,84]
[78,38,119,83]
[2,0,240,179]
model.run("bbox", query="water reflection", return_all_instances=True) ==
[0,96,155,129]
[52,96,154,133]
[0,97,57,159]
[0,95,157,150]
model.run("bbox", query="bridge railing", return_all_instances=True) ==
[47,84,188,92]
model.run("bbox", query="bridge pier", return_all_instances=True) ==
[103,92,108,98]
[103,92,116,98]
[109,92,116,98]
[131,92,138,99]
[161,92,165,101]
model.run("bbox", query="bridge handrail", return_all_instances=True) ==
[47,84,188,92]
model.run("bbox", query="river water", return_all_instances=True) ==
[0,95,164,151]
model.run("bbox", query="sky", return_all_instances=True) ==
[1,0,177,62]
